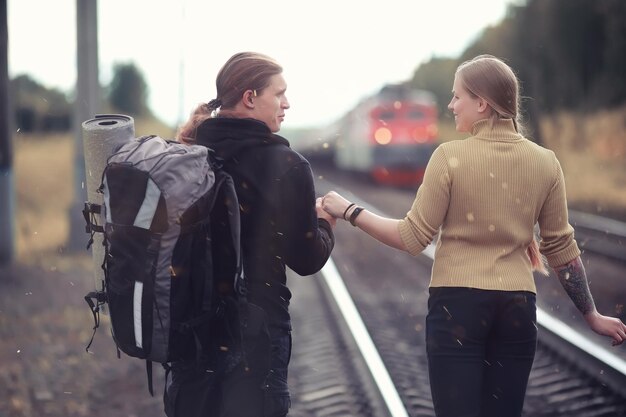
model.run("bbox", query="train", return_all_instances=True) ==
[303,84,439,186]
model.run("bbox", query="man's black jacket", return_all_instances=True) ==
[195,117,334,331]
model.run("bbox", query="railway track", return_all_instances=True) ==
[570,210,626,263]
[289,253,626,416]
[286,172,626,416]
[288,265,392,417]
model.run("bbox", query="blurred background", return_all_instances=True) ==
[1,0,625,416]
[6,0,625,261]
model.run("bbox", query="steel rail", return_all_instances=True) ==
[569,209,626,262]
[320,258,410,417]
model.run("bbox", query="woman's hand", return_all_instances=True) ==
[321,191,353,219]
[584,311,626,346]
[321,191,407,251]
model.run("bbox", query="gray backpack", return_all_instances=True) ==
[83,135,247,394]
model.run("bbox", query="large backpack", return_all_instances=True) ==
[82,135,248,394]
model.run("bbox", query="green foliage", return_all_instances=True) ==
[410,0,626,121]
[11,74,72,132]
[107,62,150,117]
[409,57,459,118]
[405,0,626,144]
[505,0,622,112]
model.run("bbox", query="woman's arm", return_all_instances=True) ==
[323,146,450,256]
[554,256,626,346]
[321,191,407,252]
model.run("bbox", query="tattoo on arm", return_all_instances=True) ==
[554,257,596,315]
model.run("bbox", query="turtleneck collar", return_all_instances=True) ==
[470,118,522,142]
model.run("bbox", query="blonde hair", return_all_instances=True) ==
[177,52,283,143]
[527,236,548,276]
[456,54,524,135]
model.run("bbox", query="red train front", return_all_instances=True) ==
[334,84,438,186]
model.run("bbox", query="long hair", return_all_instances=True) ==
[458,55,548,275]
[527,236,549,276]
[177,52,283,143]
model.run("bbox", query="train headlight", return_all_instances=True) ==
[374,127,392,145]
[412,128,425,143]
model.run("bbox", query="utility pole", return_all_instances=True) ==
[68,0,99,250]
[177,0,186,127]
[0,0,15,265]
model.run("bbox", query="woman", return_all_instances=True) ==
[166,52,335,417]
[321,55,626,417]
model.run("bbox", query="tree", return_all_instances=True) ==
[107,62,150,116]
[408,0,626,123]
[409,56,459,118]
[11,74,72,132]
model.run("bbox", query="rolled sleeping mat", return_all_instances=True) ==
[82,114,135,289]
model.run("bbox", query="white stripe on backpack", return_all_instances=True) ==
[134,178,161,229]
[133,281,143,348]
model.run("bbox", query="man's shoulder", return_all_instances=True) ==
[261,142,310,169]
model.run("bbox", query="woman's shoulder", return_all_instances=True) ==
[436,138,473,155]
[438,139,466,149]
[435,136,559,175]
[519,137,558,160]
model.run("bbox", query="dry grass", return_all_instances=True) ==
[437,119,468,142]
[13,133,74,259]
[133,116,177,139]
[540,106,626,219]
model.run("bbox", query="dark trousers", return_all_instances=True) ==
[426,287,537,417]
[164,332,292,417]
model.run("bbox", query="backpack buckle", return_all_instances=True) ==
[83,202,104,234]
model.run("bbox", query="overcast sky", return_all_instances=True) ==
[8,0,516,129]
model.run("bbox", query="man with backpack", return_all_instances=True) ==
[168,52,335,416]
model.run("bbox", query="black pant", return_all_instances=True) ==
[426,287,537,417]
[164,332,292,417]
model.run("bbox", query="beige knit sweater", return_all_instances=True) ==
[398,118,581,293]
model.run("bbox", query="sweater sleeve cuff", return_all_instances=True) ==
[398,219,426,256]
[545,240,581,268]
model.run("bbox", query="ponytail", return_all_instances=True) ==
[176,102,218,144]
[527,237,548,276]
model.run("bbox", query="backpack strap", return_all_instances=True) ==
[146,360,154,396]
[205,154,247,306]
[216,170,247,302]
[207,157,254,370]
